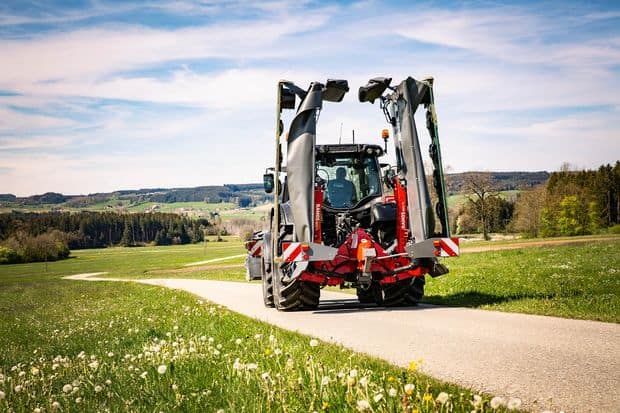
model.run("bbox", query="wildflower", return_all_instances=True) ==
[322,401,329,410]
[63,384,73,393]
[423,393,432,402]
[346,376,356,386]
[356,400,371,411]
[268,335,275,342]
[387,375,395,382]
[88,360,99,369]
[31,367,40,375]
[321,376,330,386]
[213,349,220,356]
[216,344,222,350]
[373,393,383,402]
[105,379,112,385]
[51,401,60,409]
[247,363,258,370]
[264,348,272,356]
[19,371,26,378]
[200,336,206,342]
[14,385,23,393]
[274,348,282,355]
[309,339,319,347]
[208,337,214,343]
[490,396,505,409]
[0,390,4,399]
[157,365,167,375]
[254,334,263,340]
[107,352,114,357]
[140,371,148,379]
[349,369,358,378]
[507,398,522,410]
[34,408,42,413]
[216,410,224,413]
[75,397,82,403]
[388,388,397,397]
[233,359,243,370]
[359,376,369,387]
[173,325,178,331]
[171,384,178,390]
[408,361,417,372]
[94,385,103,393]
[261,372,270,381]
[404,383,415,395]
[436,392,449,404]
[472,394,482,407]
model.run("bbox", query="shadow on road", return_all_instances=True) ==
[314,298,439,314]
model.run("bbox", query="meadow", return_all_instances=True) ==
[0,243,525,412]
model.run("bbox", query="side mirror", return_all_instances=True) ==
[263,174,274,193]
[359,77,392,103]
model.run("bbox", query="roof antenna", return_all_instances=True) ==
[339,122,343,144]
[352,129,355,144]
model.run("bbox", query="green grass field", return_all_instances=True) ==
[0,249,517,412]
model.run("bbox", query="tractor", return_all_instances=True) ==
[245,76,459,311]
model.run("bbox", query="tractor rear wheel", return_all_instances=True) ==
[403,276,425,305]
[274,263,320,311]
[262,257,274,308]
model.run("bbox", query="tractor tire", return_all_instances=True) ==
[356,284,383,305]
[262,258,274,308]
[403,276,425,305]
[382,276,425,307]
[274,264,320,311]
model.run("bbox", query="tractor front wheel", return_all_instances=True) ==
[262,257,274,308]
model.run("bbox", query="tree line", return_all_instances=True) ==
[454,162,620,239]
[0,212,211,264]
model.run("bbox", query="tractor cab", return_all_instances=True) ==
[315,144,384,210]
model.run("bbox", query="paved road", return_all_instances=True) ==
[66,275,620,413]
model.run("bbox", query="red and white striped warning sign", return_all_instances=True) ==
[438,238,459,257]
[245,240,262,257]
[281,242,308,262]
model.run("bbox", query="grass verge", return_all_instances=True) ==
[0,278,518,412]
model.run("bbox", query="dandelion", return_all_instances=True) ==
[388,388,397,397]
[408,361,418,372]
[490,396,505,409]
[105,379,112,385]
[321,376,330,386]
[34,408,41,413]
[247,363,258,370]
[264,348,272,356]
[254,334,263,340]
[75,397,82,403]
[31,367,40,375]
[107,352,114,357]
[404,383,415,395]
[359,376,368,387]
[261,372,270,381]
[18,371,26,378]
[349,369,358,378]
[233,359,243,370]
[213,349,221,356]
[215,410,224,413]
[373,393,383,402]
[171,384,178,390]
[94,385,103,393]
[88,360,99,369]
[507,398,522,410]
[235,338,242,345]
[346,376,356,386]
[322,401,329,410]
[14,385,23,393]
[0,390,5,399]
[268,335,275,342]
[423,393,432,402]
[472,394,483,407]
[274,348,282,355]
[309,339,319,347]
[63,384,73,393]
[356,400,371,411]
[140,371,148,379]
[51,401,60,409]
[208,337,214,343]
[436,392,449,404]
[173,325,178,331]
[157,365,167,375]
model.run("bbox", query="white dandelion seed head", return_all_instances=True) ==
[349,369,358,378]
[200,336,206,342]
[274,348,282,355]
[309,339,319,347]
[359,376,369,387]
[31,367,40,375]
[356,399,371,411]
[15,385,23,393]
[216,344,222,350]
[18,371,25,377]
[404,383,415,395]
[254,334,262,340]
[173,325,178,331]
[51,401,60,409]
[373,393,383,402]
[490,396,506,409]
[105,379,112,385]
[268,335,275,342]
[0,390,5,400]
[213,349,220,356]
[507,398,522,410]
[94,385,103,393]
[246,363,258,371]
[388,388,397,397]
[107,352,114,357]
[171,384,178,390]
[321,376,330,386]
[157,365,167,375]
[140,371,147,379]
[216,410,224,413]
[261,372,270,381]
[235,338,242,345]
[88,361,99,370]
[62,384,73,394]
[436,392,449,404]
[208,337,214,343]
[472,394,483,407]
[75,397,82,403]
[34,408,41,413]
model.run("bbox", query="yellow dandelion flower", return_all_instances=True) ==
[264,348,272,356]
[408,361,417,372]
[412,410,419,413]
[423,393,433,402]
[322,401,329,410]
[387,376,395,382]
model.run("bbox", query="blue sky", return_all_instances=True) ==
[1,0,619,196]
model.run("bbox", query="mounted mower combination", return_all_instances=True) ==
[245,76,459,311]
